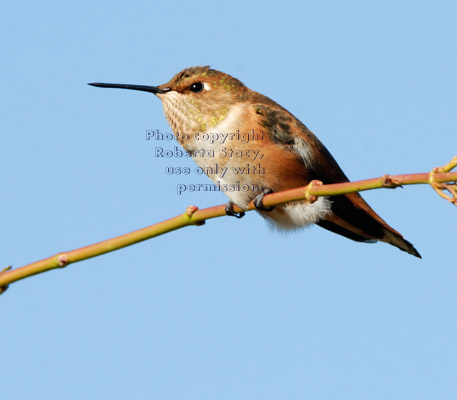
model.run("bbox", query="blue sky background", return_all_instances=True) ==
[1,1,456,399]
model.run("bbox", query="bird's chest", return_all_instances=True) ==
[183,130,264,184]
[177,105,268,206]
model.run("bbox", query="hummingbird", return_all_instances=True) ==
[89,66,421,258]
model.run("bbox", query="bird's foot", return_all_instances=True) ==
[225,201,245,218]
[253,188,275,211]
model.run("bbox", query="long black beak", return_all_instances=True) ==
[88,82,170,94]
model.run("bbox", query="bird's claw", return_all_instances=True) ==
[225,202,245,218]
[253,189,275,211]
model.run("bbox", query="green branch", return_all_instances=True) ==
[1,157,456,294]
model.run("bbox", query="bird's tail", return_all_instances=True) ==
[317,192,421,258]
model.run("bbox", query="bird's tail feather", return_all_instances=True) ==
[317,193,421,258]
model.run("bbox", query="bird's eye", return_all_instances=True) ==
[189,82,204,93]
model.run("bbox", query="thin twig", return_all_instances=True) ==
[1,158,456,294]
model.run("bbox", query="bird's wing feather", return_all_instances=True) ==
[293,123,421,258]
